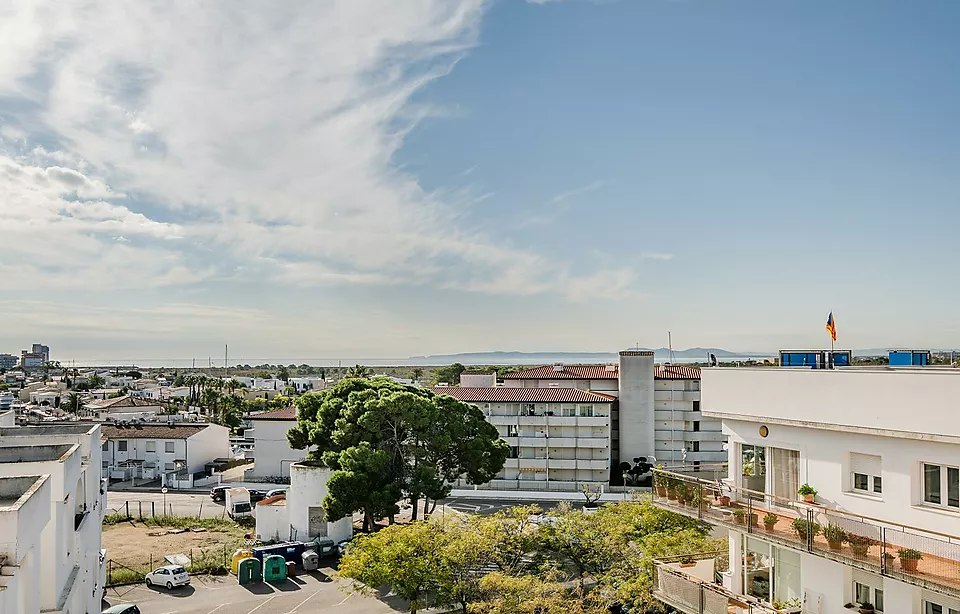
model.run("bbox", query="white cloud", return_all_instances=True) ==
[0,0,636,324]
[549,179,607,204]
[641,251,675,261]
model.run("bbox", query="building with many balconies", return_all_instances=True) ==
[651,362,960,614]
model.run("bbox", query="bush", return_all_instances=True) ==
[792,518,821,538]
[898,548,923,560]
[797,484,817,496]
[823,523,847,542]
[109,567,145,586]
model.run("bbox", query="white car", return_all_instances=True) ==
[145,565,190,589]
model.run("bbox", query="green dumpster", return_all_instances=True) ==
[238,557,262,585]
[263,554,288,583]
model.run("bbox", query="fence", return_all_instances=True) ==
[105,545,232,586]
[108,498,234,521]
[653,467,960,598]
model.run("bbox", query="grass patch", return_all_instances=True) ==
[108,566,146,586]
[103,513,252,532]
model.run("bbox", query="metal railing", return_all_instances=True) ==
[653,553,778,614]
[653,468,960,597]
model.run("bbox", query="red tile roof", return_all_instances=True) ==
[655,365,701,380]
[430,387,616,403]
[87,395,161,410]
[249,406,297,421]
[500,365,619,380]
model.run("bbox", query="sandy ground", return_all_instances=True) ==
[104,520,247,568]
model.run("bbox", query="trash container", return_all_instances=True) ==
[238,557,262,585]
[301,550,319,571]
[286,561,297,577]
[263,554,288,583]
[232,548,254,575]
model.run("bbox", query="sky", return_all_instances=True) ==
[1,0,959,364]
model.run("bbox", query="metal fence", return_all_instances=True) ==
[105,545,232,586]
[108,499,232,520]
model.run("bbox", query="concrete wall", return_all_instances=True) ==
[251,419,303,478]
[255,501,288,542]
[617,351,655,464]
[187,424,231,474]
[460,373,496,388]
[0,476,49,614]
[287,462,352,544]
[0,411,13,428]
[701,367,960,438]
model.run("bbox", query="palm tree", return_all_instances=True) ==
[64,392,83,415]
[411,368,424,382]
[346,364,371,379]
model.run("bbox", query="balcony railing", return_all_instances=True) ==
[653,553,781,614]
[652,468,960,598]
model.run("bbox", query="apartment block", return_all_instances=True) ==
[651,363,960,614]
[102,422,230,486]
[430,387,615,489]
[0,423,107,614]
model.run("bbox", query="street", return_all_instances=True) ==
[103,570,399,614]
[107,490,228,519]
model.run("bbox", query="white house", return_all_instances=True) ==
[84,394,162,421]
[431,387,615,490]
[0,423,107,614]
[255,461,352,544]
[652,363,960,614]
[101,422,230,486]
[247,407,303,479]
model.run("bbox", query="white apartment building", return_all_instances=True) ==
[0,423,107,614]
[246,407,303,479]
[652,365,960,614]
[431,387,615,489]
[501,351,724,475]
[102,422,230,486]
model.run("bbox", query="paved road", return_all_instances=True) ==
[103,570,399,614]
[107,491,229,519]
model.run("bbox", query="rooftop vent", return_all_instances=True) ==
[553,363,564,372]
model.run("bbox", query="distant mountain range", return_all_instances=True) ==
[407,348,772,366]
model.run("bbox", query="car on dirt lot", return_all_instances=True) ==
[145,565,190,589]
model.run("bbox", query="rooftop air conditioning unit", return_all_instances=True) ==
[553,363,564,372]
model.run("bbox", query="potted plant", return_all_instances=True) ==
[679,556,696,568]
[772,597,802,613]
[763,512,779,532]
[883,552,895,565]
[898,548,923,572]
[675,483,690,507]
[665,475,679,500]
[733,509,747,526]
[654,470,667,497]
[797,483,817,503]
[823,523,847,551]
[720,492,731,506]
[792,517,821,541]
[847,535,872,559]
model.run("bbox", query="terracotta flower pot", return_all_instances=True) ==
[802,494,815,503]
[764,522,777,532]
[720,496,731,506]
[900,558,919,573]
[828,539,843,551]
[851,544,870,559]
[655,486,667,497]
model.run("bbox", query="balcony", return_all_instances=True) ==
[653,553,781,614]
[653,468,960,599]
[548,459,576,470]
[576,459,608,471]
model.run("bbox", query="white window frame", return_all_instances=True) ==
[577,404,594,417]
[164,441,175,454]
[853,577,884,612]
[849,452,882,496]
[921,462,960,510]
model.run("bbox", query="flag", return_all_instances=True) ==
[825,312,837,342]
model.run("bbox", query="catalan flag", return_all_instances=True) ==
[825,312,837,342]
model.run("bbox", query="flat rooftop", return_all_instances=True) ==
[0,475,46,509]
[0,444,76,464]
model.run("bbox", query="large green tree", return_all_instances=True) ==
[287,378,507,526]
[431,362,466,385]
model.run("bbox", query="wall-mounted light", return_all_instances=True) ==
[759,425,769,438]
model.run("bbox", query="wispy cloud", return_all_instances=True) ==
[641,251,675,261]
[549,180,608,204]
[0,1,634,303]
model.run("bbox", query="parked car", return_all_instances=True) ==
[210,486,229,502]
[102,605,141,614]
[266,489,286,498]
[145,565,190,589]
[249,489,267,503]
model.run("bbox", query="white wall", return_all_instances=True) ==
[702,367,960,439]
[186,424,231,473]
[618,351,655,463]
[255,501,287,542]
[287,462,352,544]
[460,374,496,388]
[725,418,960,539]
[251,419,303,478]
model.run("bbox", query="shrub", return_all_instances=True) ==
[898,548,923,560]
[792,518,821,538]
[763,513,779,526]
[823,523,847,542]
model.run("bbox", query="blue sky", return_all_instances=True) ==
[1,0,958,363]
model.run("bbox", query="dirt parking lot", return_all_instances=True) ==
[104,520,247,568]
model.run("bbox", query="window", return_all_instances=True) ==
[562,407,576,417]
[506,425,518,437]
[508,446,519,459]
[102,441,108,451]
[693,420,700,432]
[578,405,594,417]
[923,463,960,509]
[924,601,960,614]
[165,441,175,453]
[520,403,536,415]
[164,462,175,471]
[691,441,700,452]
[850,452,882,495]
[693,400,700,412]
[102,460,109,470]
[855,582,884,612]
[145,440,156,453]
[118,440,127,452]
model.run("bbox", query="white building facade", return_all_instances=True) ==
[255,461,352,544]
[652,366,960,614]
[247,407,303,479]
[0,423,107,614]
[432,387,615,490]
[102,423,230,485]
